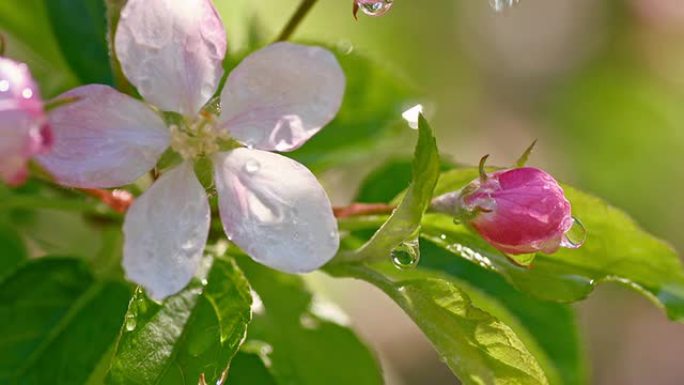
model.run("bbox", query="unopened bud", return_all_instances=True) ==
[433,167,584,255]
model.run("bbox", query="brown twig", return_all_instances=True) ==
[79,188,133,213]
[333,203,395,218]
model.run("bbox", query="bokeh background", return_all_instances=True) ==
[3,0,684,383]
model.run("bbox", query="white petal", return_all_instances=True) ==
[123,163,210,300]
[37,85,169,188]
[213,148,339,273]
[219,43,345,152]
[115,0,227,116]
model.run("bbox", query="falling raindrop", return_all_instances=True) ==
[560,216,587,249]
[244,159,261,174]
[391,237,420,269]
[358,0,394,17]
[489,0,520,12]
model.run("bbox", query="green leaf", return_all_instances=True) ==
[289,48,420,172]
[44,0,113,85]
[331,263,549,385]
[346,115,440,262]
[235,257,383,385]
[420,242,586,385]
[0,0,78,96]
[352,161,587,385]
[425,168,684,321]
[0,223,26,278]
[0,258,130,385]
[226,352,278,385]
[107,257,252,385]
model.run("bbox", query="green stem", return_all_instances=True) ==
[276,0,319,42]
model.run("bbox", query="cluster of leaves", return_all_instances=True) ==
[2,1,684,385]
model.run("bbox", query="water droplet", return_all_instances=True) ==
[489,0,520,12]
[0,80,9,92]
[124,313,137,331]
[136,296,148,314]
[391,237,420,269]
[560,216,587,249]
[402,104,423,129]
[453,217,463,225]
[244,159,260,174]
[336,39,354,55]
[440,234,447,240]
[299,313,320,329]
[21,88,33,99]
[358,0,394,17]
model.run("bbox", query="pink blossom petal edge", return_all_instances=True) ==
[123,163,210,300]
[37,84,170,188]
[0,58,50,185]
[219,43,345,152]
[115,0,227,116]
[213,148,339,273]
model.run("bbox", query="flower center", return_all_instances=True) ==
[169,114,229,160]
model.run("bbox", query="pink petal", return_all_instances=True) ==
[468,167,572,254]
[213,148,339,273]
[115,0,227,116]
[123,163,210,300]
[219,43,345,152]
[0,58,49,186]
[38,85,170,188]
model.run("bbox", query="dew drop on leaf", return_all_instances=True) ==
[391,237,421,269]
[560,216,587,249]
[124,313,137,332]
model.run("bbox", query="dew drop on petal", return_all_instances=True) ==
[0,80,9,92]
[21,88,33,99]
[244,159,261,174]
[560,216,587,249]
[391,237,421,269]
[489,0,520,12]
[358,0,394,17]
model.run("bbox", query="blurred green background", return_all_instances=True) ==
[3,0,684,383]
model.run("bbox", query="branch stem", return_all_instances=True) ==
[276,0,319,41]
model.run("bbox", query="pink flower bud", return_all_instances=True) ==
[435,167,583,255]
[0,57,50,186]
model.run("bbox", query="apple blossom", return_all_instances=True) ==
[0,57,51,186]
[38,0,344,300]
[432,166,584,256]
